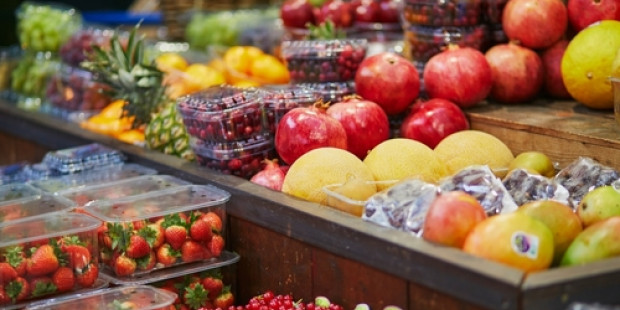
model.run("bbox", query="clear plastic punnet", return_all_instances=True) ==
[0,183,42,204]
[25,285,177,310]
[260,84,320,134]
[0,191,75,223]
[41,143,126,174]
[59,175,191,208]
[0,213,102,307]
[84,185,232,280]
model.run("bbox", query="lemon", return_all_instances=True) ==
[363,138,448,189]
[183,64,226,93]
[156,52,188,73]
[433,130,514,178]
[561,20,620,109]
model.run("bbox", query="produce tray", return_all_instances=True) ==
[6,278,109,310]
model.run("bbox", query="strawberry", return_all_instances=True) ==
[183,282,209,310]
[97,224,112,249]
[76,263,98,288]
[201,212,223,234]
[27,244,60,277]
[126,235,150,259]
[165,226,187,250]
[132,220,147,231]
[189,219,212,242]
[0,284,9,304]
[208,235,225,258]
[113,254,137,277]
[136,251,156,271]
[63,245,91,270]
[101,247,113,266]
[52,267,75,293]
[4,246,27,276]
[214,286,234,309]
[146,223,165,248]
[181,240,204,263]
[0,263,17,284]
[29,277,56,297]
[156,244,180,266]
[6,277,29,302]
[201,275,223,300]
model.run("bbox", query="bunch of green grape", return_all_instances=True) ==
[17,2,82,52]
[11,52,60,98]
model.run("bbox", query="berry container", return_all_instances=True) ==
[0,184,76,222]
[403,24,489,62]
[25,285,176,310]
[0,213,102,307]
[29,163,157,194]
[59,175,191,208]
[16,1,82,52]
[177,85,269,143]
[261,84,320,134]
[296,81,356,103]
[280,39,368,83]
[45,65,112,115]
[191,136,276,179]
[0,183,41,204]
[402,0,483,27]
[0,162,29,185]
[41,143,126,175]
[59,26,113,67]
[83,184,231,280]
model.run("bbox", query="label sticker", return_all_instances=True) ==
[511,231,539,259]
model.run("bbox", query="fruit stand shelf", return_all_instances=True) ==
[1,99,620,310]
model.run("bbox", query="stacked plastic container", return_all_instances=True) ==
[10,1,82,111]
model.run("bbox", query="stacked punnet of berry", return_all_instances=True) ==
[177,85,277,178]
[153,268,236,310]
[260,85,321,134]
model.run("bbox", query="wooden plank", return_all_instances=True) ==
[409,281,491,310]
[0,131,49,165]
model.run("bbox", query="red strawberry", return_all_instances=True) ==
[208,235,225,257]
[190,219,212,242]
[156,244,179,266]
[63,245,91,270]
[0,263,17,284]
[147,223,165,248]
[28,238,49,248]
[4,246,27,276]
[27,244,59,277]
[183,282,209,310]
[126,235,150,259]
[202,276,223,300]
[29,277,56,297]
[5,277,29,302]
[132,220,147,231]
[136,251,156,271]
[165,226,187,250]
[201,212,223,233]
[113,254,136,277]
[181,240,203,263]
[0,284,9,304]
[178,213,189,223]
[214,286,234,309]
[97,225,112,249]
[52,267,75,293]
[76,263,98,288]
[202,247,213,260]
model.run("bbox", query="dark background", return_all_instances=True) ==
[0,0,134,46]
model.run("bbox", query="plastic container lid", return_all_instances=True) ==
[191,136,274,160]
[84,184,231,222]
[0,213,101,248]
[0,192,76,223]
[261,84,320,107]
[12,278,109,310]
[177,85,262,113]
[280,39,368,59]
[0,183,42,204]
[25,285,176,310]
[42,143,126,174]
[0,162,29,185]
[296,81,356,103]
[29,163,158,194]
[59,174,192,207]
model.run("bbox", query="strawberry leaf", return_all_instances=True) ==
[4,246,24,268]
[137,226,157,248]
[50,238,68,267]
[31,281,57,297]
[188,211,201,225]
[200,268,223,280]
[62,236,84,246]
[135,253,152,269]
[108,223,131,252]
[6,279,24,302]
[161,214,187,229]
[184,284,209,309]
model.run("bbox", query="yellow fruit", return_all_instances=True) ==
[224,46,264,76]
[434,130,514,178]
[156,52,188,73]
[183,64,226,93]
[99,99,126,119]
[116,129,145,145]
[508,151,555,178]
[363,138,448,190]
[561,20,620,109]
[250,54,290,84]
[233,79,261,88]
[323,178,378,217]
[282,148,376,204]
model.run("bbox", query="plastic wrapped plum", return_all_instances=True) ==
[554,157,620,208]
[363,179,438,236]
[503,169,570,207]
[439,165,518,215]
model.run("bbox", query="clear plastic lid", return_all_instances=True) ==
[84,185,231,222]
[296,81,356,103]
[25,285,176,310]
[0,213,101,248]
[176,85,262,114]
[29,163,158,194]
[42,143,126,174]
[14,278,108,310]
[0,192,75,223]
[0,183,42,204]
[261,84,320,107]
[190,136,274,160]
[59,175,192,207]
[280,39,368,59]
[0,162,29,185]
[99,251,240,285]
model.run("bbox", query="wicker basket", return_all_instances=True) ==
[161,0,281,40]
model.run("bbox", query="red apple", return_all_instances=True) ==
[400,98,469,149]
[316,0,355,28]
[281,0,316,29]
[502,0,568,49]
[378,0,400,23]
[422,191,487,248]
[353,0,381,23]
[423,46,493,108]
[355,52,421,115]
[568,0,620,32]
[541,39,572,99]
[327,96,390,159]
[485,43,544,103]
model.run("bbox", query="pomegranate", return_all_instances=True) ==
[485,43,544,103]
[275,101,348,165]
[423,45,493,108]
[400,98,470,149]
[250,159,288,191]
[568,0,620,32]
[280,0,316,29]
[541,39,571,99]
[354,52,421,115]
[502,0,568,49]
[326,96,390,159]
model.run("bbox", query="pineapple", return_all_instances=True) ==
[82,24,194,160]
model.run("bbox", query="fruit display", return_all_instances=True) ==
[554,157,620,208]
[25,285,177,310]
[152,268,235,310]
[45,65,112,113]
[83,185,230,279]
[261,84,321,134]
[59,27,113,67]
[0,213,101,306]
[16,2,82,52]
[0,190,75,223]
[145,102,196,161]
[402,0,483,26]
[10,52,60,108]
[58,175,191,208]
[41,143,125,175]
[402,25,489,63]
[236,291,344,310]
